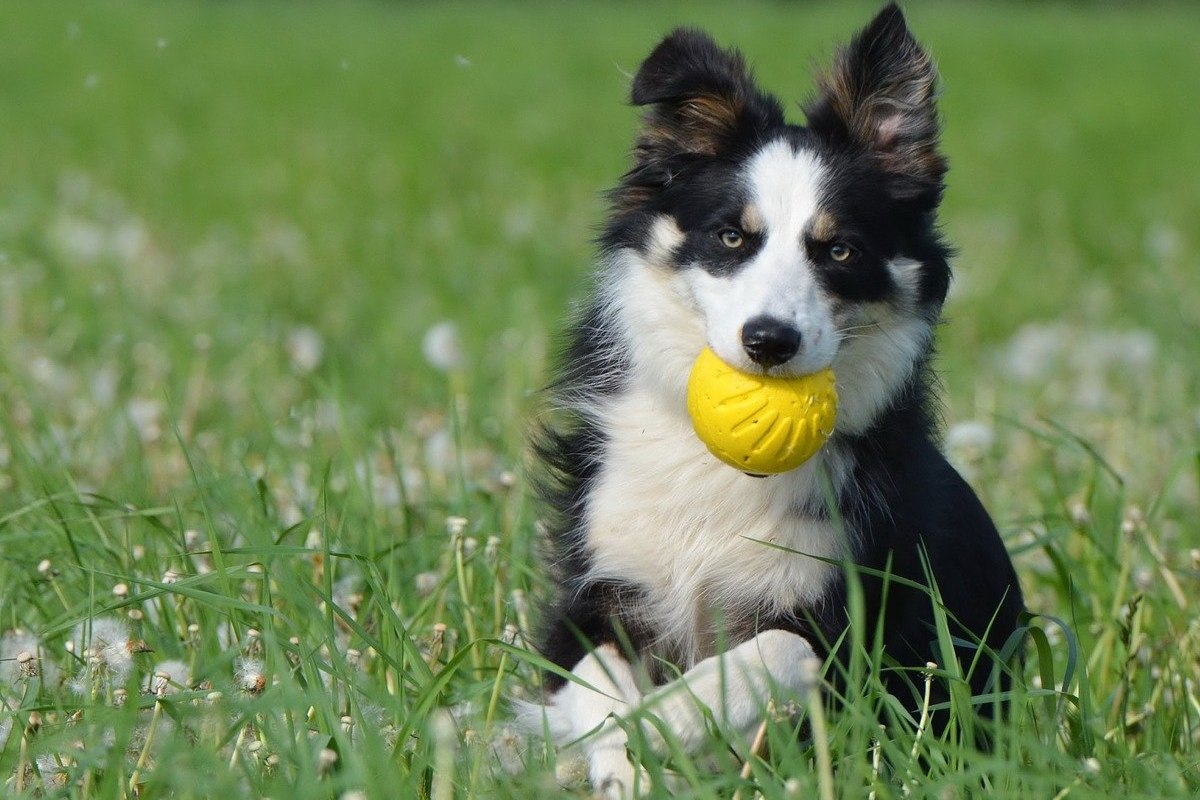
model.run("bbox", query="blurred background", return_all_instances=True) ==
[3,1,1196,427]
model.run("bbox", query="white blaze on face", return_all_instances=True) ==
[684,139,835,375]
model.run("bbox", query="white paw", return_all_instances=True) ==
[589,742,644,799]
[638,687,709,755]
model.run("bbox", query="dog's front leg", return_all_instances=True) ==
[639,629,819,755]
[531,643,645,798]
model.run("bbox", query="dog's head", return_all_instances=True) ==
[603,4,950,435]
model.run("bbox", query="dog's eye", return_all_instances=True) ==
[829,242,856,262]
[718,228,744,249]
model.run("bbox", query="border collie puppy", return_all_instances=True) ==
[527,4,1023,794]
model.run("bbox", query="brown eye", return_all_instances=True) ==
[718,228,744,249]
[830,242,856,262]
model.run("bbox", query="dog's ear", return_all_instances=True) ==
[630,28,783,164]
[805,4,945,201]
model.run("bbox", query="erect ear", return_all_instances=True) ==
[805,4,946,201]
[630,28,784,165]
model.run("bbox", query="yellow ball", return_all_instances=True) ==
[686,347,838,475]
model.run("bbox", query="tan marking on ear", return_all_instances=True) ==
[638,93,745,158]
[682,95,742,139]
[809,210,838,241]
[740,204,764,234]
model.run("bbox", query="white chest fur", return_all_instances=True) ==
[582,387,851,667]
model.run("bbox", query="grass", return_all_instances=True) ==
[0,0,1198,797]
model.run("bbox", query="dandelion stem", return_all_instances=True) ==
[732,716,770,800]
[16,724,30,793]
[469,648,511,791]
[129,693,165,792]
[454,535,483,673]
[229,724,249,772]
[808,688,835,800]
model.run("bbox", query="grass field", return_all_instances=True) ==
[1,1,1199,797]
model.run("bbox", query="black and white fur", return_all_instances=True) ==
[526,6,1023,795]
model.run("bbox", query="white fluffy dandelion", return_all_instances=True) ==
[234,657,266,694]
[945,420,996,467]
[422,321,463,373]
[69,617,150,694]
[126,397,164,442]
[423,427,457,476]
[1002,322,1066,383]
[147,659,190,695]
[286,325,325,374]
[1,630,58,685]
[414,571,441,597]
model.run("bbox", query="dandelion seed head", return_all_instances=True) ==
[554,752,587,786]
[422,321,463,372]
[502,624,521,647]
[1144,222,1181,262]
[423,427,456,475]
[316,747,338,773]
[491,724,524,774]
[72,617,138,684]
[286,325,324,374]
[2,631,57,684]
[946,420,995,457]
[414,571,440,596]
[126,397,163,442]
[149,659,189,695]
[1003,323,1066,383]
[235,658,266,694]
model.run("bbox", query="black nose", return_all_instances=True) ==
[741,316,802,368]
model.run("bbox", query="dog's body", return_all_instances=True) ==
[527,5,1023,794]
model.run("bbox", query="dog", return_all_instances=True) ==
[525,4,1024,795]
